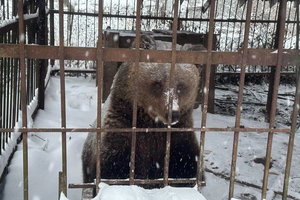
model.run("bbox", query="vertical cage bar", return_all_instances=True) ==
[3,57,7,134]
[282,1,299,198]
[229,1,252,199]
[85,0,88,47]
[261,1,287,199]
[5,57,9,135]
[109,0,112,26]
[266,2,281,121]
[59,0,67,196]
[264,1,273,49]
[164,0,179,187]
[37,0,47,110]
[26,58,30,103]
[12,57,18,133]
[9,58,13,134]
[198,0,215,191]
[234,2,245,52]
[130,0,142,185]
[49,0,54,66]
[0,56,2,155]
[220,0,228,51]
[282,66,299,199]
[0,31,2,154]
[297,0,300,50]
[17,59,21,129]
[18,0,28,199]
[77,0,80,48]
[96,0,104,194]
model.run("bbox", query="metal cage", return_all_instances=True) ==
[0,0,300,200]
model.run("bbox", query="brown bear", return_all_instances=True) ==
[81,36,202,189]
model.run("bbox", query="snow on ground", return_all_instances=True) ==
[96,183,206,200]
[1,75,300,200]
[1,76,97,200]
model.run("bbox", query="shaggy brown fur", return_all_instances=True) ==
[82,37,201,188]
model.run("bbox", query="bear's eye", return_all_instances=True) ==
[150,81,163,97]
[177,83,187,94]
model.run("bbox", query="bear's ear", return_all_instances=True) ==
[132,34,157,50]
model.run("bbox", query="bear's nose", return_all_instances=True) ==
[165,111,180,125]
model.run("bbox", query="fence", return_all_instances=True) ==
[51,0,299,72]
[0,0,47,182]
[0,0,300,200]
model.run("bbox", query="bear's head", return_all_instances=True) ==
[127,62,199,125]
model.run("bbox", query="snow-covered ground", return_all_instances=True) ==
[1,75,300,200]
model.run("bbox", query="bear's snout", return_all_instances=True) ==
[165,111,180,125]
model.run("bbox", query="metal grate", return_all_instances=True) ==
[48,0,299,73]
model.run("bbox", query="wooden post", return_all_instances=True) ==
[102,30,120,102]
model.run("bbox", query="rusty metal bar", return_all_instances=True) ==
[3,57,8,144]
[69,177,197,188]
[266,2,283,123]
[297,0,300,50]
[51,69,96,74]
[18,0,28,200]
[229,1,252,199]
[163,0,180,187]
[282,67,299,199]
[13,58,19,136]
[96,0,104,194]
[282,2,299,197]
[49,0,54,66]
[0,56,2,154]
[37,0,47,110]
[129,0,142,186]
[164,125,171,187]
[48,9,299,24]
[0,127,291,134]
[58,171,67,199]
[198,0,216,191]
[9,57,13,136]
[262,1,287,199]
[50,69,299,76]
[1,44,300,66]
[59,0,67,196]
